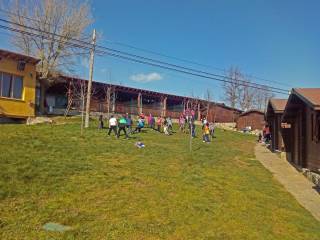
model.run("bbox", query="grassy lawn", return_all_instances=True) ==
[0,118,319,239]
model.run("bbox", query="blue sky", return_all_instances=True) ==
[1,0,320,101]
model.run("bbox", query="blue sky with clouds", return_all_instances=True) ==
[1,0,320,101]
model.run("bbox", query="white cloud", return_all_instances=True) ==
[130,72,163,83]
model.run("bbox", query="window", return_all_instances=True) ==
[316,114,320,143]
[311,113,320,143]
[0,72,24,99]
[311,114,314,141]
[2,73,12,98]
[12,76,23,99]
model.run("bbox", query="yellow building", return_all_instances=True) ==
[0,49,39,119]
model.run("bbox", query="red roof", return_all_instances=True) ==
[269,99,288,112]
[0,48,40,65]
[293,88,320,109]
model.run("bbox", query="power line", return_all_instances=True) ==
[0,7,289,88]
[0,17,288,94]
[0,21,289,95]
[102,39,291,88]
[0,23,288,95]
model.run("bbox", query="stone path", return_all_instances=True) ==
[255,144,320,221]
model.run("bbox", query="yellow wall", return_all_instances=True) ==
[0,58,37,118]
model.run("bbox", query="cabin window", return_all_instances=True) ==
[316,114,320,143]
[312,113,320,143]
[0,72,23,100]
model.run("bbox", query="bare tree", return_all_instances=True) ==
[222,66,243,108]
[5,0,93,112]
[64,78,87,135]
[254,87,274,111]
[239,79,256,111]
[204,88,213,119]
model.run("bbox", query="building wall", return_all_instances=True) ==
[206,105,240,123]
[236,112,265,130]
[269,113,284,151]
[282,101,312,169]
[0,58,37,118]
[305,107,320,171]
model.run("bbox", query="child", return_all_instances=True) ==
[163,118,170,135]
[203,122,210,143]
[179,115,185,132]
[209,122,215,138]
[167,117,173,134]
[258,132,262,143]
[117,115,129,139]
[126,114,132,135]
[134,117,145,133]
[156,116,163,132]
[107,115,117,136]
[98,115,104,129]
[190,118,196,138]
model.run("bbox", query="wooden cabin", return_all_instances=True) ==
[266,99,288,151]
[0,49,40,120]
[236,110,265,131]
[204,103,242,123]
[282,88,320,172]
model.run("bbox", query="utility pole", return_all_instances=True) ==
[85,29,96,128]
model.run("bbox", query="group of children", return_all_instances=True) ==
[177,113,215,143]
[99,112,216,142]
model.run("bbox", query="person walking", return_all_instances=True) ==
[203,122,210,143]
[150,114,155,129]
[117,115,129,139]
[98,115,104,129]
[125,113,132,135]
[163,117,170,135]
[190,117,196,138]
[179,114,185,132]
[156,116,163,132]
[107,115,117,136]
[209,122,215,139]
[167,116,173,134]
[134,117,145,133]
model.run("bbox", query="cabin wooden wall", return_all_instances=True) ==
[305,107,320,171]
[206,105,240,123]
[236,112,265,130]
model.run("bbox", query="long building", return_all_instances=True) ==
[44,75,242,122]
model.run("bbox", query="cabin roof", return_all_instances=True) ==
[0,49,40,65]
[269,99,288,113]
[293,88,320,110]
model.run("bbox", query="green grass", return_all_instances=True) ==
[0,118,319,239]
